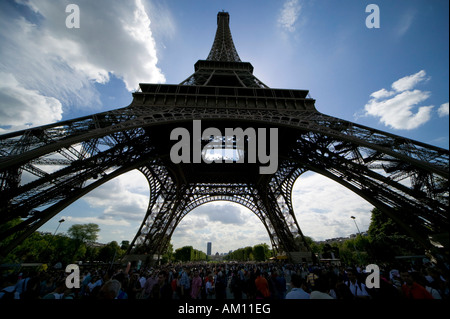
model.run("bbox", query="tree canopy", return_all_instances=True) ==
[67,223,100,243]
[1,222,124,265]
[2,207,432,266]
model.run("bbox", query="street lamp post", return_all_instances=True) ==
[350,216,361,235]
[44,218,65,263]
[53,218,65,236]
[350,216,363,265]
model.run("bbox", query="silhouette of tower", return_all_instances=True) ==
[0,12,448,263]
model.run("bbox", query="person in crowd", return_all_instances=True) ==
[127,272,142,299]
[425,267,447,299]
[306,268,319,291]
[310,277,333,299]
[205,274,215,299]
[254,270,271,299]
[190,269,203,299]
[0,275,19,299]
[142,270,157,299]
[400,270,434,299]
[274,268,287,299]
[98,279,121,299]
[344,267,371,299]
[285,273,310,299]
[214,270,228,299]
[42,279,66,299]
[389,269,402,289]
[150,270,172,299]
[171,271,180,299]
[229,269,243,300]
[244,269,257,299]
[179,266,191,300]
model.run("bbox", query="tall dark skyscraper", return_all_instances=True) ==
[207,242,212,256]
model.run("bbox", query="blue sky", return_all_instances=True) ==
[0,0,448,254]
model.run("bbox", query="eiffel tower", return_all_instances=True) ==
[0,12,448,263]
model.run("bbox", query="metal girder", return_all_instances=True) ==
[1,103,446,178]
[1,103,448,257]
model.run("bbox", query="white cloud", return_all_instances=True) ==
[0,0,165,129]
[47,170,150,243]
[365,90,433,130]
[370,88,395,100]
[278,0,302,32]
[395,10,415,37]
[172,202,270,253]
[64,216,131,227]
[438,102,449,117]
[362,70,435,130]
[0,72,63,132]
[14,0,40,13]
[82,170,150,222]
[391,70,428,92]
[188,203,246,225]
[21,0,165,90]
[292,172,373,241]
[144,0,176,42]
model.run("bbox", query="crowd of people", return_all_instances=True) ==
[0,260,448,300]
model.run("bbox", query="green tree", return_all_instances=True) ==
[97,241,123,262]
[174,246,193,262]
[0,218,24,262]
[52,234,79,264]
[192,249,207,261]
[173,245,207,262]
[120,240,130,251]
[253,243,270,261]
[84,244,100,263]
[161,242,174,264]
[321,243,339,259]
[244,246,254,261]
[68,223,100,243]
[367,208,422,261]
[67,223,100,261]
[11,231,50,263]
[302,236,320,255]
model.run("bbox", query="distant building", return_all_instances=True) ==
[207,242,212,255]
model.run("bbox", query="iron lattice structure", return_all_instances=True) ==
[0,12,449,261]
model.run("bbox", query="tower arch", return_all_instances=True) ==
[171,200,273,254]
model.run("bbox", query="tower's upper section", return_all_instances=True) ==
[137,11,314,106]
[206,12,241,62]
[179,11,269,88]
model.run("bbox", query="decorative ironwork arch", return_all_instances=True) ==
[173,196,276,249]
